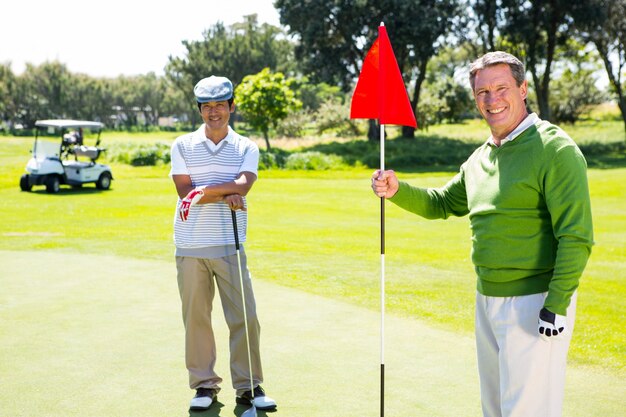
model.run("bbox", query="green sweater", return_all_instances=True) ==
[390,120,593,315]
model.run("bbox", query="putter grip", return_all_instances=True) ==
[231,210,240,250]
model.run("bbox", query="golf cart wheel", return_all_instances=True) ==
[20,174,32,192]
[45,175,61,193]
[96,172,112,190]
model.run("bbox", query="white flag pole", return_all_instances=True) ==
[379,121,386,417]
[379,20,386,417]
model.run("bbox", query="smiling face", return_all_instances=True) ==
[199,100,235,142]
[473,64,529,143]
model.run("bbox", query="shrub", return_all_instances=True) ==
[308,135,478,171]
[550,68,606,123]
[293,78,343,111]
[258,152,278,170]
[314,100,361,136]
[284,151,349,170]
[107,142,171,166]
[258,149,289,170]
[276,111,312,138]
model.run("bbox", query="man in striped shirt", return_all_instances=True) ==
[170,75,276,412]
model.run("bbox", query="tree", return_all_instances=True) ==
[499,0,573,121]
[14,61,74,127]
[549,40,607,123]
[160,77,189,126]
[420,46,476,124]
[464,0,508,55]
[234,68,302,150]
[110,76,141,128]
[276,0,461,138]
[0,63,18,129]
[472,0,500,52]
[275,0,372,89]
[64,74,114,123]
[107,73,168,129]
[165,15,295,128]
[467,0,586,122]
[133,73,168,127]
[291,77,343,111]
[571,0,626,133]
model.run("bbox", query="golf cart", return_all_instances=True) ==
[20,119,113,193]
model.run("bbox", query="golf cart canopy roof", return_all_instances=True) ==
[35,120,104,130]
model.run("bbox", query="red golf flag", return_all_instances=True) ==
[350,24,417,128]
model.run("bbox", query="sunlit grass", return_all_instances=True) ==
[1,122,624,371]
[1,150,624,370]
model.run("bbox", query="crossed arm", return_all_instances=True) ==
[173,171,256,211]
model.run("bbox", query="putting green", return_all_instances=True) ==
[0,250,622,416]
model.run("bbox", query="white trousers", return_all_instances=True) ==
[475,291,577,417]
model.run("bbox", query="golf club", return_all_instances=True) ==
[231,209,257,417]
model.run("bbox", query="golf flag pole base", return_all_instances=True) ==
[380,363,385,417]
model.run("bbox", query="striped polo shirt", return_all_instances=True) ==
[170,125,259,258]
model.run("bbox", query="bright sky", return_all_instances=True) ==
[1,0,281,78]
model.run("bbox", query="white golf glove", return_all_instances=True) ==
[538,307,567,341]
[178,188,204,222]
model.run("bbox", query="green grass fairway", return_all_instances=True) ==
[1,250,623,417]
[1,134,625,415]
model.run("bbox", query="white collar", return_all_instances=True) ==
[488,113,539,147]
[192,125,234,149]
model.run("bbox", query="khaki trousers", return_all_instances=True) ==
[475,291,577,417]
[176,250,263,395]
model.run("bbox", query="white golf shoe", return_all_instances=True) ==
[236,385,277,411]
[189,387,217,411]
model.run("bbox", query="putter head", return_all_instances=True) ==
[241,404,257,417]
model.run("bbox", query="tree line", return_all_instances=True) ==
[1,0,624,139]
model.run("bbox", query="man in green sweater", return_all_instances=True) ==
[371,51,593,417]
